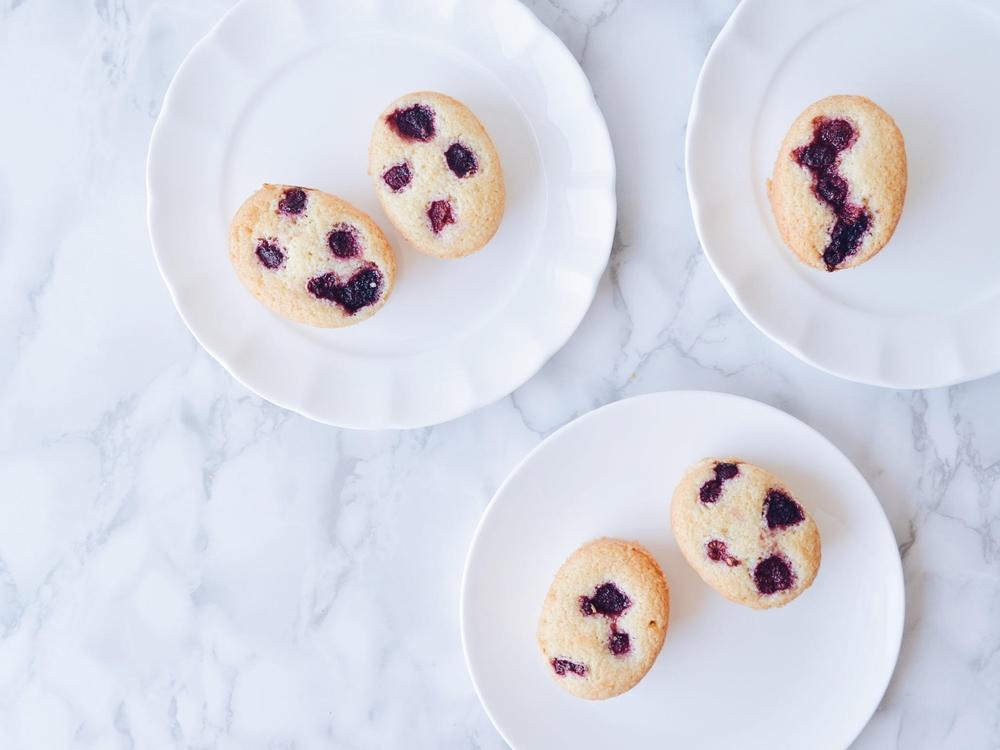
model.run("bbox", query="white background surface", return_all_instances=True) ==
[463,392,903,750]
[0,0,998,748]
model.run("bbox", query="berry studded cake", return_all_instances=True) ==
[768,95,906,272]
[671,459,821,609]
[229,184,396,327]
[369,91,505,259]
[537,537,669,700]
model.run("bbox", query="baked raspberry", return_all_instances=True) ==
[715,462,739,480]
[445,143,477,178]
[382,163,412,192]
[277,187,307,216]
[327,224,361,259]
[764,489,805,530]
[824,212,871,270]
[580,582,631,617]
[608,629,631,656]
[816,173,848,204]
[798,142,837,169]
[254,239,284,269]
[753,555,795,595]
[388,104,435,141]
[427,199,455,234]
[551,658,587,677]
[818,118,855,149]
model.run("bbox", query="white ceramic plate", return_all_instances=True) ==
[462,391,903,750]
[147,0,615,429]
[686,0,1000,389]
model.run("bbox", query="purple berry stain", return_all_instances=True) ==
[551,658,587,677]
[792,117,872,271]
[445,142,478,178]
[255,238,284,269]
[753,555,795,595]
[277,187,307,216]
[580,582,631,617]
[388,104,435,141]
[764,489,805,530]
[706,539,741,567]
[427,199,455,234]
[307,265,383,314]
[699,462,740,504]
[608,627,631,656]
[382,163,412,192]
[327,224,361,259]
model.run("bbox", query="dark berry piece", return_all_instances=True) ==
[608,629,631,656]
[327,224,361,259]
[255,238,284,269]
[427,199,455,234]
[706,539,741,567]
[307,265,383,314]
[584,582,631,617]
[715,462,739,480]
[700,462,739,504]
[579,597,596,616]
[388,104,435,141]
[382,163,412,192]
[551,658,587,677]
[700,479,723,504]
[797,142,836,169]
[823,211,871,270]
[337,266,383,311]
[308,274,340,301]
[277,187,307,216]
[753,555,795,595]
[445,142,478,178]
[763,489,805,529]
[816,173,848,205]
[817,118,855,150]
[823,247,845,270]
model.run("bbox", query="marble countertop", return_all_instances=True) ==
[1,0,998,747]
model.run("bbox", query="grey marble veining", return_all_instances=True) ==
[0,0,997,747]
